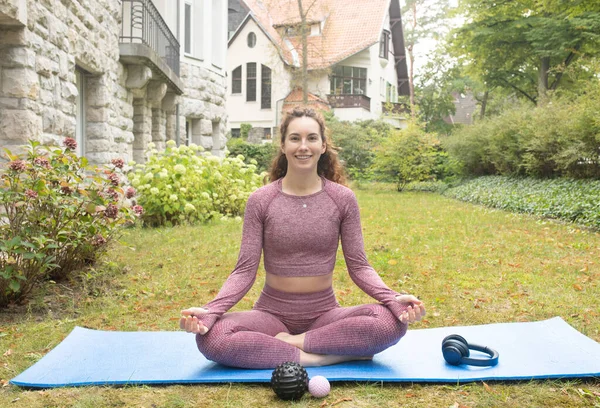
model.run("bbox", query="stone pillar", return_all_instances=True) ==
[151,108,166,151]
[0,27,41,154]
[199,118,213,151]
[132,98,152,163]
[85,74,114,164]
[162,92,178,143]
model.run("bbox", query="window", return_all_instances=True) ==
[283,25,301,37]
[386,81,391,102]
[246,62,256,102]
[379,30,390,59]
[184,1,203,59]
[212,0,224,67]
[75,69,86,157]
[263,127,272,140]
[231,128,241,138]
[184,2,192,54]
[247,32,257,48]
[330,66,367,95]
[232,66,242,94]
[261,64,271,109]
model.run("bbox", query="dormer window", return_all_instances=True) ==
[282,25,301,37]
[379,30,390,59]
[310,23,321,36]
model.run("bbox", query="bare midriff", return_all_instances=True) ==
[265,272,333,293]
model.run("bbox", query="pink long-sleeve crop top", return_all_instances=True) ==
[200,177,405,329]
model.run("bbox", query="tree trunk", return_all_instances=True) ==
[538,56,550,105]
[408,1,417,116]
[479,90,489,119]
[297,0,308,104]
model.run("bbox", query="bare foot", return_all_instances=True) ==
[299,351,373,367]
[275,332,305,350]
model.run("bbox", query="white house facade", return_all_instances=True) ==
[225,0,410,138]
[0,0,229,164]
[226,15,291,139]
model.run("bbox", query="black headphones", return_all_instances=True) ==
[442,334,499,367]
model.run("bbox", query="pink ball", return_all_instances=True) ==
[308,375,330,398]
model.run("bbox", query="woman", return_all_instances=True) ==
[180,106,425,368]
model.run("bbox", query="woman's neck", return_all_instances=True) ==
[281,172,322,196]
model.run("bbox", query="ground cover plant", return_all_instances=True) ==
[1,185,599,407]
[445,176,600,230]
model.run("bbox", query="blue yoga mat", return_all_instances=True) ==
[11,317,600,387]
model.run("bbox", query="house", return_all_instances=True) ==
[444,92,478,125]
[0,0,228,164]
[226,0,410,139]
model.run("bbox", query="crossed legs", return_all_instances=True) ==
[195,304,407,369]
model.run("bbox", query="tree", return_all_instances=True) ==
[450,0,600,105]
[401,0,453,115]
[372,123,441,191]
[274,0,331,103]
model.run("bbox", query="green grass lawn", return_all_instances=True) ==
[1,184,599,407]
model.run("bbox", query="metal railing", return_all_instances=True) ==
[120,0,180,76]
[327,94,371,111]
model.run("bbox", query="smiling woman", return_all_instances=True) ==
[180,106,425,368]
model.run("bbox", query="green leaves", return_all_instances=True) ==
[0,140,137,306]
[445,80,600,179]
[445,176,600,229]
[127,143,265,227]
[449,0,600,101]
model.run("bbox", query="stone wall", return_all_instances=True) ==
[179,61,227,157]
[0,0,228,164]
[0,0,133,163]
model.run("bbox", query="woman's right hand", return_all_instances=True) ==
[179,307,209,335]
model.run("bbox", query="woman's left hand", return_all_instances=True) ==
[395,294,426,324]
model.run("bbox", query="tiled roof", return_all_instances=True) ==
[242,0,389,70]
[283,87,331,111]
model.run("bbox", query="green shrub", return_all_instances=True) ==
[371,123,449,191]
[226,138,277,173]
[444,176,600,229]
[240,123,252,140]
[445,82,600,179]
[0,140,138,306]
[128,140,264,226]
[326,113,392,181]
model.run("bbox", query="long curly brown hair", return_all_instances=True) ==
[268,106,347,185]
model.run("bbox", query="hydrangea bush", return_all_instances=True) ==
[0,139,140,306]
[128,141,265,226]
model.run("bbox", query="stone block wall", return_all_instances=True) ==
[179,61,228,157]
[0,0,228,164]
[0,0,133,163]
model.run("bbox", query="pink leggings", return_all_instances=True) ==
[196,285,407,368]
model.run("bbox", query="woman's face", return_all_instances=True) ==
[282,116,326,175]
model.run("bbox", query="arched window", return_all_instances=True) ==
[232,66,242,94]
[261,65,272,109]
[246,63,257,101]
[247,32,257,48]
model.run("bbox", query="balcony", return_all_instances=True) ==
[119,0,184,94]
[382,102,409,116]
[327,94,371,111]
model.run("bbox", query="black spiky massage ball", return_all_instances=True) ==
[270,361,308,400]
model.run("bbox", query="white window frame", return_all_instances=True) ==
[184,1,193,55]
[75,69,86,157]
